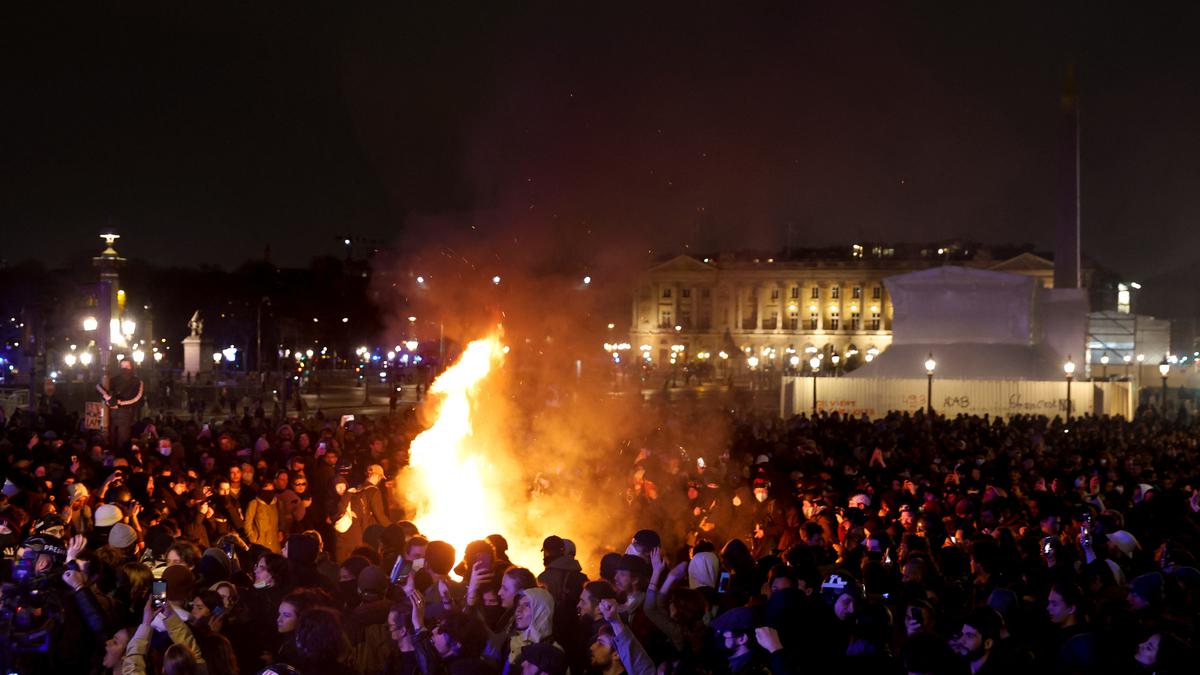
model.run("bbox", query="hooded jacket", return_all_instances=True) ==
[245,493,281,551]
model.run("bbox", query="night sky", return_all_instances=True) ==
[4,3,1200,292]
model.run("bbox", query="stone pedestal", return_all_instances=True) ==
[182,335,211,376]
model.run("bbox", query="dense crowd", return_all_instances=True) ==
[1,382,1199,674]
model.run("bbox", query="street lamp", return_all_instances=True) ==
[132,350,145,365]
[1159,358,1171,412]
[64,353,77,367]
[831,352,841,376]
[1063,356,1075,421]
[82,316,98,332]
[924,353,936,416]
[79,351,93,366]
[809,355,821,416]
[1099,354,1109,379]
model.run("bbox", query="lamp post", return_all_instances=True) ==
[1159,358,1171,413]
[1099,354,1109,380]
[1063,356,1076,421]
[809,355,821,416]
[924,353,936,416]
[831,353,841,377]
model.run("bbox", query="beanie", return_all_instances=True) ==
[1106,530,1138,558]
[358,565,388,595]
[108,523,138,549]
[95,504,123,528]
[198,548,232,583]
[162,564,196,604]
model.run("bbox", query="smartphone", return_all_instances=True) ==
[152,580,168,608]
[390,558,413,585]
[340,414,355,427]
[475,551,494,571]
[717,571,731,593]
[1041,537,1055,556]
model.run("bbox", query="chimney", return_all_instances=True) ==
[1054,65,1081,289]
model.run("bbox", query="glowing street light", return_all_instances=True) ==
[63,353,77,367]
[416,276,425,284]
[132,350,145,364]
[405,340,419,352]
[924,353,936,416]
[1063,356,1075,420]
[809,356,821,416]
[212,352,223,363]
[1160,357,1171,411]
[492,275,501,285]
[583,276,592,285]
[82,316,98,331]
[79,351,93,366]
[121,319,136,336]
[153,351,163,363]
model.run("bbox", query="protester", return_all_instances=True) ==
[3,395,1199,674]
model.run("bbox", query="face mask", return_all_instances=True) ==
[160,446,172,457]
[253,580,270,589]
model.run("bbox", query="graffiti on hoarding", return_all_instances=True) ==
[900,394,926,408]
[815,400,877,417]
[942,395,971,408]
[1007,393,1066,412]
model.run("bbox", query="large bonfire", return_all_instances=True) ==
[397,334,543,568]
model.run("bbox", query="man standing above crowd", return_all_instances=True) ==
[99,358,143,450]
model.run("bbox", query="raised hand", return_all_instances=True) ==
[755,627,783,653]
[598,598,620,623]
[650,547,666,576]
[66,534,86,562]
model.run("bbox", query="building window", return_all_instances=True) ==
[831,287,841,299]
[808,313,819,330]
[829,311,840,331]
[872,287,882,299]
[662,288,672,299]
[790,286,800,298]
[852,287,862,299]
[660,310,672,327]
[770,288,780,300]
[811,287,820,299]
[681,288,691,298]
[869,311,881,330]
[700,288,711,299]
[850,312,861,330]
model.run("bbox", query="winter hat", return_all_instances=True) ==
[66,483,89,502]
[1130,572,1164,606]
[711,606,760,634]
[1106,530,1139,558]
[424,540,456,575]
[108,523,138,549]
[357,565,388,596]
[688,552,720,589]
[598,552,622,582]
[848,493,871,509]
[2,479,20,498]
[285,533,319,566]
[198,548,232,582]
[95,504,123,528]
[541,536,565,555]
[562,539,577,559]
[162,564,196,604]
[820,571,864,605]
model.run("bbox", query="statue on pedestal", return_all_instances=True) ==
[188,311,204,337]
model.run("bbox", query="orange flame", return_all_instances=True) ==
[399,334,526,567]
